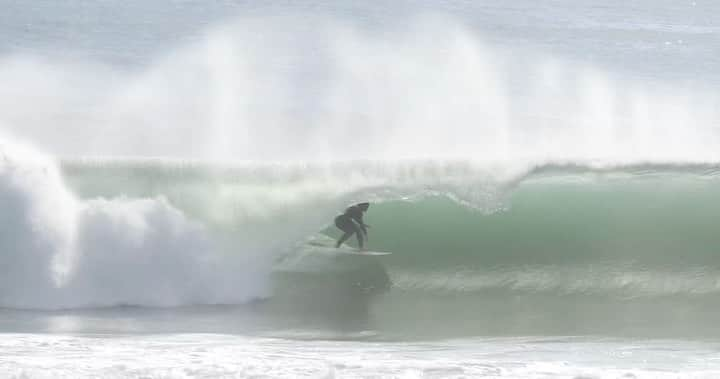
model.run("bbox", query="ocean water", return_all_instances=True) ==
[1,0,720,378]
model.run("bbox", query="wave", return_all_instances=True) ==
[4,136,720,344]
[63,156,720,296]
[1,12,718,313]
[1,8,719,340]
[1,12,720,315]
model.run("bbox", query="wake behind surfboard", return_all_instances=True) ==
[306,241,392,256]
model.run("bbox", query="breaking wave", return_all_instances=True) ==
[4,136,720,340]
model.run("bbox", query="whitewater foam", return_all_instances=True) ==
[4,334,718,378]
[0,136,270,309]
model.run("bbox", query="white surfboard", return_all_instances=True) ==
[306,241,392,256]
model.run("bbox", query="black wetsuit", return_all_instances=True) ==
[334,205,367,248]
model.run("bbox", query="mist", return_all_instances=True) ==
[0,14,717,165]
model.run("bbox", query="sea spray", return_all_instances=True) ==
[0,15,718,163]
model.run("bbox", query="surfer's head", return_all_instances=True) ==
[358,202,370,211]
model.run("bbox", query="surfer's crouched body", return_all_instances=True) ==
[334,202,370,249]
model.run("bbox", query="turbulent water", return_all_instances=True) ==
[2,0,720,377]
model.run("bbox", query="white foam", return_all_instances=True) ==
[0,135,269,309]
[0,334,717,378]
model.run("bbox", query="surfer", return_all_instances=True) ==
[334,202,370,249]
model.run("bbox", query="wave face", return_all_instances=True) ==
[0,154,694,337]
[269,165,720,338]
[0,136,719,338]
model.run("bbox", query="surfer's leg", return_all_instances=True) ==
[335,215,350,247]
[335,215,360,248]
[353,224,364,249]
[355,232,364,249]
[336,231,353,248]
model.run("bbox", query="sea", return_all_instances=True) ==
[0,1,720,377]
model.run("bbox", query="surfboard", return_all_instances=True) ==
[306,241,392,256]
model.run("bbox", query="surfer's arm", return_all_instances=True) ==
[358,222,368,236]
[351,217,368,236]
